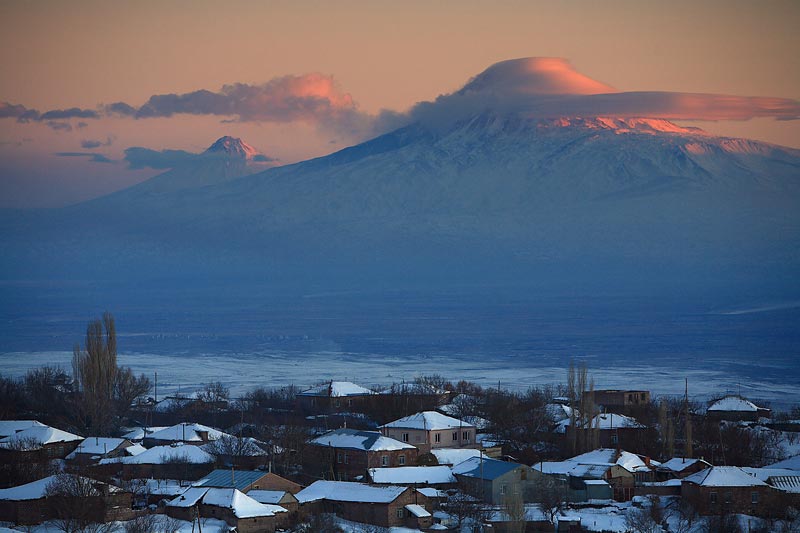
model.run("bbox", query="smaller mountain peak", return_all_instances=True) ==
[205,136,259,159]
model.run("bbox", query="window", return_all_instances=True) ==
[347,399,353,407]
[402,432,409,442]
[396,508,404,518]
[500,484,507,495]
[344,454,349,464]
[453,432,458,441]
[628,394,634,402]
[399,455,406,465]
[611,434,618,444]
[640,393,646,400]
[435,433,441,443]
[337,453,343,464]
[751,492,759,504]
[381,455,389,466]
[335,399,340,408]
[710,492,717,504]
[463,431,470,442]
[724,492,732,504]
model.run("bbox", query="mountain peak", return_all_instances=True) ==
[205,136,259,159]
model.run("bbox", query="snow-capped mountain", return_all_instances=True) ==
[204,136,260,160]
[1,60,798,293]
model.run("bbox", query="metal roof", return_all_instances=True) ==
[194,469,266,491]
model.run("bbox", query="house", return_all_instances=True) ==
[537,448,652,501]
[303,428,417,481]
[193,469,275,493]
[166,487,288,532]
[296,480,432,529]
[555,412,649,449]
[120,426,168,442]
[768,454,800,470]
[452,456,539,504]
[741,467,800,508]
[706,395,772,421]
[142,422,230,447]
[0,475,131,526]
[296,381,376,413]
[99,443,215,480]
[0,424,83,460]
[0,420,47,439]
[586,390,651,412]
[248,489,300,519]
[430,447,485,466]
[368,465,457,488]
[66,437,137,464]
[656,457,711,480]
[681,466,787,517]
[380,411,477,452]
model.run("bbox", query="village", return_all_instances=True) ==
[1,365,799,533]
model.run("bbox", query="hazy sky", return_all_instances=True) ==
[1,0,798,207]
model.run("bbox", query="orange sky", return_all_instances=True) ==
[0,0,798,206]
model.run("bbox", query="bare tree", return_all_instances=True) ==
[73,313,150,433]
[533,476,567,528]
[44,473,115,533]
[501,481,526,533]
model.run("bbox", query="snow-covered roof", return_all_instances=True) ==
[125,443,147,456]
[298,381,375,397]
[66,437,129,458]
[310,428,415,451]
[768,454,800,470]
[683,466,769,487]
[201,488,287,518]
[0,475,116,501]
[368,466,456,485]
[153,396,196,413]
[537,448,650,476]
[296,480,407,504]
[741,467,798,483]
[555,413,644,432]
[101,443,214,465]
[121,426,168,441]
[0,420,46,438]
[201,437,268,456]
[452,457,524,480]
[659,457,710,472]
[545,403,576,422]
[166,487,286,517]
[418,487,447,498]
[247,489,295,505]
[146,423,229,443]
[707,395,760,412]
[584,479,610,486]
[430,448,485,465]
[766,475,800,493]
[138,478,190,496]
[381,411,474,431]
[405,504,432,518]
[0,425,82,450]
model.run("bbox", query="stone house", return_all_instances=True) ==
[296,480,432,529]
[166,487,288,532]
[303,428,417,481]
[681,466,786,518]
[706,395,772,422]
[452,456,540,504]
[380,411,477,453]
[296,381,376,413]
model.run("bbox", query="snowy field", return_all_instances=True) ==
[1,284,798,408]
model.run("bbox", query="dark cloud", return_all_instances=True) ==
[81,136,114,149]
[0,102,28,119]
[55,152,113,163]
[39,107,100,120]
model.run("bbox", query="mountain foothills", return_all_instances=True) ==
[1,59,799,295]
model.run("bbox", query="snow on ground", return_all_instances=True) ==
[2,349,798,409]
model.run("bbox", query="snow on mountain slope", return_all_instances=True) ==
[1,111,798,289]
